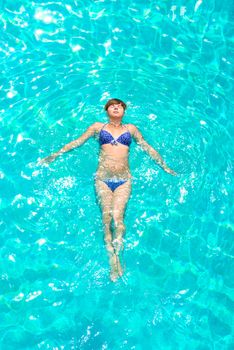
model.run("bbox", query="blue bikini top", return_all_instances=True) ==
[99,124,132,147]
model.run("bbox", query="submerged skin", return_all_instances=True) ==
[41,102,176,281]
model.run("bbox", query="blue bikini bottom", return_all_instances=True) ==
[103,179,127,192]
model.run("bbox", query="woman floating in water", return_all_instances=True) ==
[41,98,177,282]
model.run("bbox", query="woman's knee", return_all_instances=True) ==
[102,209,112,224]
[113,215,125,233]
[104,234,114,254]
[112,210,123,224]
[104,232,112,244]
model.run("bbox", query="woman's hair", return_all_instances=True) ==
[104,98,127,111]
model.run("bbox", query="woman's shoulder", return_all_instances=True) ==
[125,123,138,133]
[89,122,105,131]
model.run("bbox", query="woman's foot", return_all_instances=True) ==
[116,256,124,277]
[112,238,125,277]
[109,253,119,282]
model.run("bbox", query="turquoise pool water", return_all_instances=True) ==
[1,0,234,349]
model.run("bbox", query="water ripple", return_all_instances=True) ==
[1,0,234,349]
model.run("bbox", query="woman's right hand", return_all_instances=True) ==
[40,153,57,164]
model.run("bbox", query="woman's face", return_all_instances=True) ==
[107,103,125,119]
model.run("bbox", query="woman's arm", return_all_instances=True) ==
[130,125,177,176]
[41,122,101,164]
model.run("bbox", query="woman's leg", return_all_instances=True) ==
[112,180,131,259]
[95,179,119,281]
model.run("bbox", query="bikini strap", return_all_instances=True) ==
[123,124,131,133]
[100,123,130,133]
[100,123,108,132]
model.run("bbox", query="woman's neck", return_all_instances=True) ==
[108,120,122,127]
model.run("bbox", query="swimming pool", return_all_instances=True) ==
[1,0,234,348]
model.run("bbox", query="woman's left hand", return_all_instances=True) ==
[164,167,178,176]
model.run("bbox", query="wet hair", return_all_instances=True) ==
[104,98,127,111]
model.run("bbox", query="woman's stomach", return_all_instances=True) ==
[96,152,131,180]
